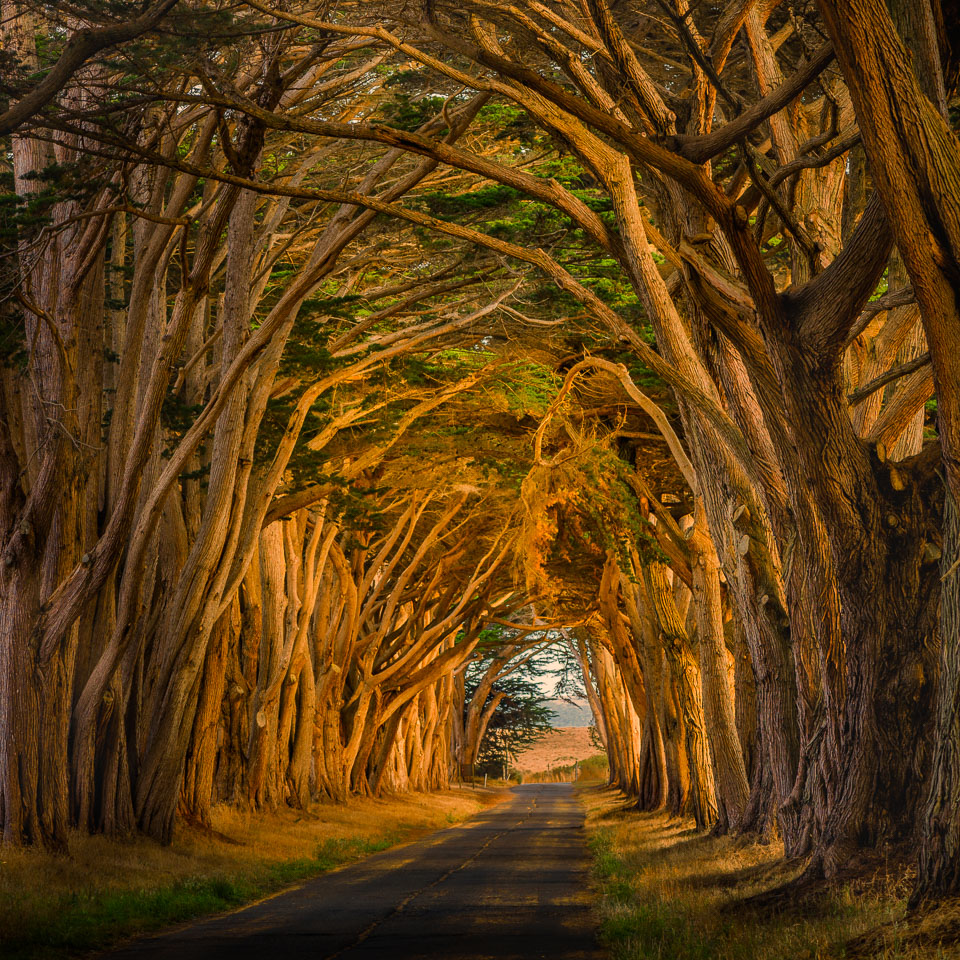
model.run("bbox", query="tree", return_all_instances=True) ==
[469,664,555,777]
[810,0,960,899]
[0,0,180,136]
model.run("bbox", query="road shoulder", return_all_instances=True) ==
[2,788,505,960]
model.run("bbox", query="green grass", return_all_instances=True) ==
[580,794,949,960]
[526,752,609,784]
[3,834,396,960]
[2,786,496,960]
[590,827,718,960]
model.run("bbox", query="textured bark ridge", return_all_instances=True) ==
[916,494,960,902]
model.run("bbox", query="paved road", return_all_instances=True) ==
[104,783,604,960]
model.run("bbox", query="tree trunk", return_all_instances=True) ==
[915,491,960,902]
[643,562,718,829]
[689,509,750,832]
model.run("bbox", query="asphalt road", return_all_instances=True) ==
[103,783,604,960]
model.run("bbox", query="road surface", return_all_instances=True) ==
[103,783,604,960]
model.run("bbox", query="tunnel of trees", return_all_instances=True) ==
[3,0,960,908]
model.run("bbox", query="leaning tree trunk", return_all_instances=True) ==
[817,0,960,504]
[689,510,750,833]
[180,608,232,825]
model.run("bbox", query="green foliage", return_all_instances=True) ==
[0,160,103,266]
[493,359,561,416]
[377,94,447,132]
[477,101,543,143]
[472,625,514,653]
[160,395,205,441]
[0,306,27,370]
[327,481,392,541]
[383,68,425,89]
[417,185,523,216]
[467,648,557,774]
[397,347,491,386]
[869,269,890,301]
[529,441,664,580]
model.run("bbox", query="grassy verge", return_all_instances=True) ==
[580,786,958,960]
[525,752,610,784]
[0,788,501,960]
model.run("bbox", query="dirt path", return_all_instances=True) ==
[101,784,603,959]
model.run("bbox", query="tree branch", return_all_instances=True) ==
[848,352,932,407]
[786,193,893,361]
[844,285,915,346]
[671,43,836,163]
[0,0,180,135]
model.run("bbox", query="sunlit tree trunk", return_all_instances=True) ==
[642,562,717,829]
[689,510,750,832]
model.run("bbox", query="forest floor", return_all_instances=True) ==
[0,787,503,960]
[580,785,960,960]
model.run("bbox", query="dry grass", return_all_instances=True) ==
[514,726,598,774]
[846,899,960,958]
[579,786,960,960]
[526,752,609,783]
[0,788,501,959]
